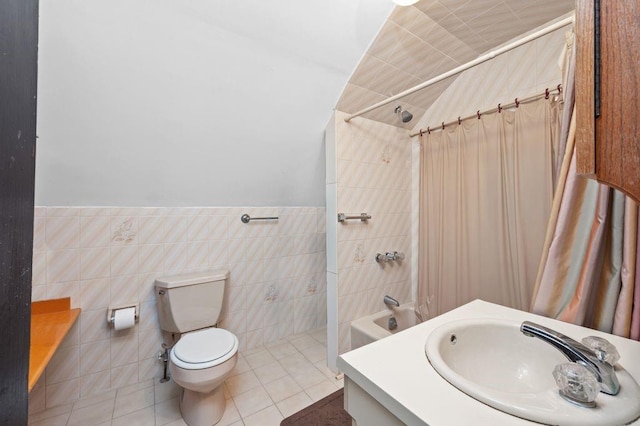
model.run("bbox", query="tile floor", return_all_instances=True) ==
[28,327,343,426]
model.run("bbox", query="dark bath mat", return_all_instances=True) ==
[280,388,351,426]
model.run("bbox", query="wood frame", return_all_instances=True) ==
[576,0,640,201]
[575,0,596,177]
[0,0,39,423]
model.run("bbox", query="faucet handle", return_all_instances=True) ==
[553,362,599,407]
[581,336,620,365]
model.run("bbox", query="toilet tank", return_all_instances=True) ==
[154,270,229,334]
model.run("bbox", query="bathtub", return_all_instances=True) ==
[350,303,420,350]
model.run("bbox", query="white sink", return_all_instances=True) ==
[425,319,640,426]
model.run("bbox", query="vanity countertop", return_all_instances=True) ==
[29,298,81,391]
[337,299,640,425]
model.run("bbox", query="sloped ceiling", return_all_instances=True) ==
[35,0,394,206]
[336,0,575,128]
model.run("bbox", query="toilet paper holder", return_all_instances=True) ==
[107,303,140,327]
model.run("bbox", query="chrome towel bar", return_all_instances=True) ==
[241,214,279,224]
[337,213,371,223]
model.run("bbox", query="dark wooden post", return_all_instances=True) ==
[0,0,39,423]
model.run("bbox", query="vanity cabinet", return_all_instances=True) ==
[575,0,640,202]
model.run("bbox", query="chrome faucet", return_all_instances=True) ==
[383,295,400,308]
[520,321,620,395]
[375,251,406,263]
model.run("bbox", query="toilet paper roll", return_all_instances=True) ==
[113,307,136,330]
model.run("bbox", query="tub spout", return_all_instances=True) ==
[383,295,400,308]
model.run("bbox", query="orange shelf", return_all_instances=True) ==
[29,298,81,391]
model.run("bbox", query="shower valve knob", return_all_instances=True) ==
[386,251,405,261]
[377,252,405,262]
[375,253,388,263]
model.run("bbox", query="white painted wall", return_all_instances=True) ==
[36,0,392,207]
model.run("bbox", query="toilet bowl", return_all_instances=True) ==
[169,328,239,426]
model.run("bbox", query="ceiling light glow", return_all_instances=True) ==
[392,0,419,6]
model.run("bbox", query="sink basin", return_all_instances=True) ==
[425,319,640,426]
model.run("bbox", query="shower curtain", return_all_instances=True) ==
[530,38,640,340]
[417,97,560,318]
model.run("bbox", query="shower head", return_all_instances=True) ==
[394,105,413,123]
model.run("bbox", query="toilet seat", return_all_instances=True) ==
[170,328,238,370]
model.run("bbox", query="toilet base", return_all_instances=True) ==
[179,385,225,426]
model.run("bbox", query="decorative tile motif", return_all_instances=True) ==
[381,144,392,164]
[265,285,279,302]
[353,243,366,264]
[112,219,136,243]
[306,277,318,295]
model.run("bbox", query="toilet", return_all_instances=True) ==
[155,270,238,426]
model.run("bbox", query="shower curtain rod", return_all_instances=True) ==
[408,85,562,137]
[343,15,574,123]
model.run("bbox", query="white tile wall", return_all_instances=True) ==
[412,28,568,133]
[330,111,413,355]
[30,206,326,410]
[336,1,574,128]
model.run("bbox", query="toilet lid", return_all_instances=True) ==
[171,328,238,370]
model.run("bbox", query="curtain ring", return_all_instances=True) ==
[498,103,502,113]
[477,110,481,119]
[458,116,461,125]
[442,121,445,130]
[515,98,519,108]
[545,88,550,99]
[557,84,562,93]
[419,129,423,137]
[427,126,430,134]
